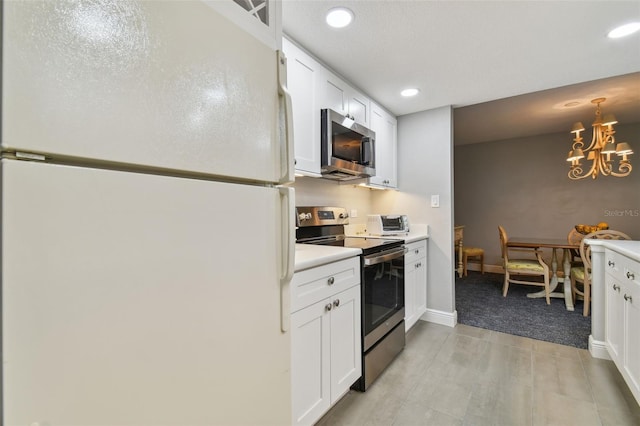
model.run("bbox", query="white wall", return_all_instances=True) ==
[373,106,455,316]
[292,177,374,225]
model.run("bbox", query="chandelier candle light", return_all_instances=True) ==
[566,98,633,180]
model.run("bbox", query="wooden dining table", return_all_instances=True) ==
[506,237,580,311]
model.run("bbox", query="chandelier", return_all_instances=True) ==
[566,97,633,180]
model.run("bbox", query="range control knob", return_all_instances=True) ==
[339,213,349,219]
[298,212,312,221]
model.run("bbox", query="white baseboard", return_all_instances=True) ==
[422,309,457,328]
[589,335,611,360]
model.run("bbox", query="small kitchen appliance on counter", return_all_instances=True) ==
[296,206,407,391]
[367,214,410,236]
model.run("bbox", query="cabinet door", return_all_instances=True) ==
[329,285,362,404]
[605,275,624,364]
[323,73,348,116]
[404,262,418,332]
[369,104,398,188]
[291,299,331,426]
[416,256,428,318]
[623,281,640,396]
[322,72,370,127]
[348,89,371,128]
[283,39,321,175]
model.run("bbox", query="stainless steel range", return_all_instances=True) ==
[296,206,406,391]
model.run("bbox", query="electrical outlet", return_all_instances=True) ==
[431,195,440,208]
[350,209,358,218]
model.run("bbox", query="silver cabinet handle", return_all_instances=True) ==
[627,271,635,280]
[333,299,340,308]
[364,247,408,266]
[613,284,620,292]
[328,277,335,285]
[325,303,333,312]
[624,294,633,303]
[608,260,615,267]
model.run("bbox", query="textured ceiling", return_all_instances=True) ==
[282,1,640,144]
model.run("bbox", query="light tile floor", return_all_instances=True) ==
[316,321,640,426]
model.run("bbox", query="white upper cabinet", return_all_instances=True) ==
[322,72,370,128]
[368,103,398,189]
[206,0,281,50]
[283,38,322,175]
[283,36,396,181]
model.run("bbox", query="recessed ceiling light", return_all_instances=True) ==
[608,22,640,38]
[326,7,354,28]
[400,88,420,97]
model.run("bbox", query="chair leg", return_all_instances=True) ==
[463,253,468,277]
[502,273,509,297]
[544,274,550,305]
[584,281,590,316]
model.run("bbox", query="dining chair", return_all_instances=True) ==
[567,228,585,266]
[498,226,551,304]
[570,229,631,316]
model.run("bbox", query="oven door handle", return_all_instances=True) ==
[363,247,407,266]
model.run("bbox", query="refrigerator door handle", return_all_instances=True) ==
[278,186,295,332]
[277,50,295,185]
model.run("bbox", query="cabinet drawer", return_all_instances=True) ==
[405,239,427,265]
[606,249,639,285]
[619,255,640,288]
[291,257,360,313]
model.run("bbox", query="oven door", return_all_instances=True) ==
[362,246,406,351]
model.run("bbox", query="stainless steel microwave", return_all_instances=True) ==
[321,108,376,181]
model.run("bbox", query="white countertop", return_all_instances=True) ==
[345,223,429,244]
[294,224,429,272]
[295,244,361,272]
[587,239,640,262]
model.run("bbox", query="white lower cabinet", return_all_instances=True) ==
[404,239,428,331]
[604,248,640,405]
[291,258,362,426]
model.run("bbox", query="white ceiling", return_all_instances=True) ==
[281,0,640,145]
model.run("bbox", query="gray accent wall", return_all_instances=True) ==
[454,122,640,269]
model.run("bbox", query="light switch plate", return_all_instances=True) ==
[431,195,440,208]
[351,209,358,218]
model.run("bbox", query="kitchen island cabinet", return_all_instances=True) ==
[291,255,361,426]
[404,238,428,331]
[604,243,640,405]
[589,240,640,406]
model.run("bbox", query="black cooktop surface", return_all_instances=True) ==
[304,236,404,255]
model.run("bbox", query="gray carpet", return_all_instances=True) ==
[455,271,591,349]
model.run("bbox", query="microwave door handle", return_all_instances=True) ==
[361,137,370,165]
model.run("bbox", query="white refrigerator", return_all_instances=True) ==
[1,1,295,424]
